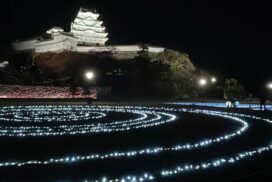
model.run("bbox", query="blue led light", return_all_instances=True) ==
[0,105,271,182]
[166,102,272,110]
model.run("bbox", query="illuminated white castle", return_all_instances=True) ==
[71,8,108,45]
[12,8,164,54]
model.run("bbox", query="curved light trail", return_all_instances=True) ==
[0,105,271,182]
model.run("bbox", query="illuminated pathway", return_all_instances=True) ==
[0,105,271,181]
[166,102,272,110]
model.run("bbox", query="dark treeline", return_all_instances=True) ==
[3,48,251,100]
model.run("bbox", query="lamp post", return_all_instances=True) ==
[84,71,95,104]
[267,82,272,107]
[199,78,207,87]
[85,71,95,81]
[267,82,272,90]
[211,77,217,83]
[199,78,207,102]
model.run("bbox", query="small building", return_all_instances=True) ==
[36,27,78,53]
[12,27,77,53]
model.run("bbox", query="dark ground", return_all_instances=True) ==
[0,102,271,182]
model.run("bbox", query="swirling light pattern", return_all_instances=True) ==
[0,105,271,182]
[0,105,177,137]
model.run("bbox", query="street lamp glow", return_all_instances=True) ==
[267,82,272,89]
[85,71,94,80]
[199,79,207,86]
[211,77,217,83]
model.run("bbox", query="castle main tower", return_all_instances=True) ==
[71,8,108,46]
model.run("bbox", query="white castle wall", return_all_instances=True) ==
[13,31,164,55]
[13,39,165,56]
[76,46,110,52]
[35,35,77,53]
[76,45,164,53]
[148,46,165,53]
[76,45,164,59]
[12,39,38,51]
[13,34,78,54]
[111,45,142,52]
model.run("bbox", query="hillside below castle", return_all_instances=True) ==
[6,8,199,99]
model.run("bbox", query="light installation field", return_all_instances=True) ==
[0,105,271,181]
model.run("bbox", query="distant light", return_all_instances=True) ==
[199,79,207,86]
[211,77,217,83]
[267,82,272,89]
[85,71,94,80]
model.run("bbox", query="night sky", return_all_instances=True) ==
[0,0,271,93]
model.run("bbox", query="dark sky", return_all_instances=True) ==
[0,0,271,92]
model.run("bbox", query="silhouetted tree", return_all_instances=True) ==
[224,78,247,100]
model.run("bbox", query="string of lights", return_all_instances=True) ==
[0,105,271,182]
[166,102,272,110]
[0,108,248,168]
[0,105,177,137]
[88,109,272,182]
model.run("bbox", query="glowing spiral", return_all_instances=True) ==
[0,105,271,182]
[0,105,177,137]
